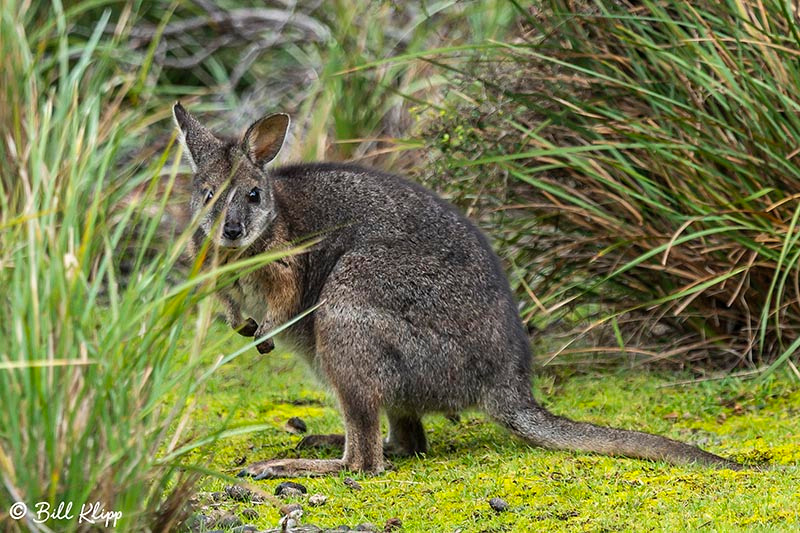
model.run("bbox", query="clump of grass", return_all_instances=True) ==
[421,0,800,373]
[0,3,283,531]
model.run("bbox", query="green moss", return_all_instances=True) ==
[179,332,800,532]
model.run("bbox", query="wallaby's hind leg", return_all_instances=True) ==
[335,382,385,473]
[239,339,386,478]
[384,413,427,457]
[296,413,426,458]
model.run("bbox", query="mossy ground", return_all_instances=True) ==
[184,321,800,532]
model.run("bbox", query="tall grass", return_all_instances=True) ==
[422,0,800,374]
[0,3,283,531]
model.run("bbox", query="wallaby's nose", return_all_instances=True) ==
[223,221,243,240]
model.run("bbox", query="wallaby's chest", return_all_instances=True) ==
[229,258,301,325]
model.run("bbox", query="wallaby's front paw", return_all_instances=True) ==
[256,337,275,354]
[254,323,275,354]
[235,317,259,337]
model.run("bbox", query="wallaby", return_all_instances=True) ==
[172,103,742,478]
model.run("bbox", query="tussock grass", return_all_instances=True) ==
[0,3,284,531]
[422,0,800,373]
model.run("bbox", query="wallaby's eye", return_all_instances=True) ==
[248,188,261,204]
[203,189,214,205]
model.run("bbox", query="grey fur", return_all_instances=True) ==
[173,103,742,477]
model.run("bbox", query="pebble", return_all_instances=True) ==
[225,484,253,502]
[280,503,303,516]
[210,491,226,501]
[279,487,304,498]
[384,517,402,531]
[308,493,328,506]
[280,509,303,530]
[241,508,259,520]
[287,416,308,433]
[231,526,258,533]
[354,523,378,532]
[275,481,308,496]
[489,497,509,512]
[343,477,363,491]
[186,513,212,532]
[214,512,243,529]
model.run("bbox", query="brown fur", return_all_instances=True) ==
[172,103,743,479]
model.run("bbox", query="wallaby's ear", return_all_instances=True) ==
[172,102,223,171]
[241,113,290,169]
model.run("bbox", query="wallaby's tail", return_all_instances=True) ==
[489,394,742,469]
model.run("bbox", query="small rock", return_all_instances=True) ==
[308,493,328,506]
[384,517,402,531]
[225,484,253,502]
[343,477,363,491]
[489,497,509,512]
[280,503,303,516]
[275,481,308,497]
[354,523,378,532]
[214,512,243,529]
[280,508,303,531]
[210,491,226,502]
[286,416,308,433]
[334,526,351,531]
[231,526,258,533]
[186,513,212,532]
[241,508,259,520]
[279,487,304,498]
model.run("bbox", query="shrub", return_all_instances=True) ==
[420,0,800,373]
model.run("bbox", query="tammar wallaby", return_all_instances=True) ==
[172,103,741,478]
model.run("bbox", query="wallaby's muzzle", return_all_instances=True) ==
[223,220,244,241]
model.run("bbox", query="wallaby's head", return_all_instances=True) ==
[172,102,290,249]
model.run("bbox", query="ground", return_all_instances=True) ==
[182,321,800,532]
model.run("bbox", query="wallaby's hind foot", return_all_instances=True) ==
[296,433,346,450]
[237,458,345,479]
